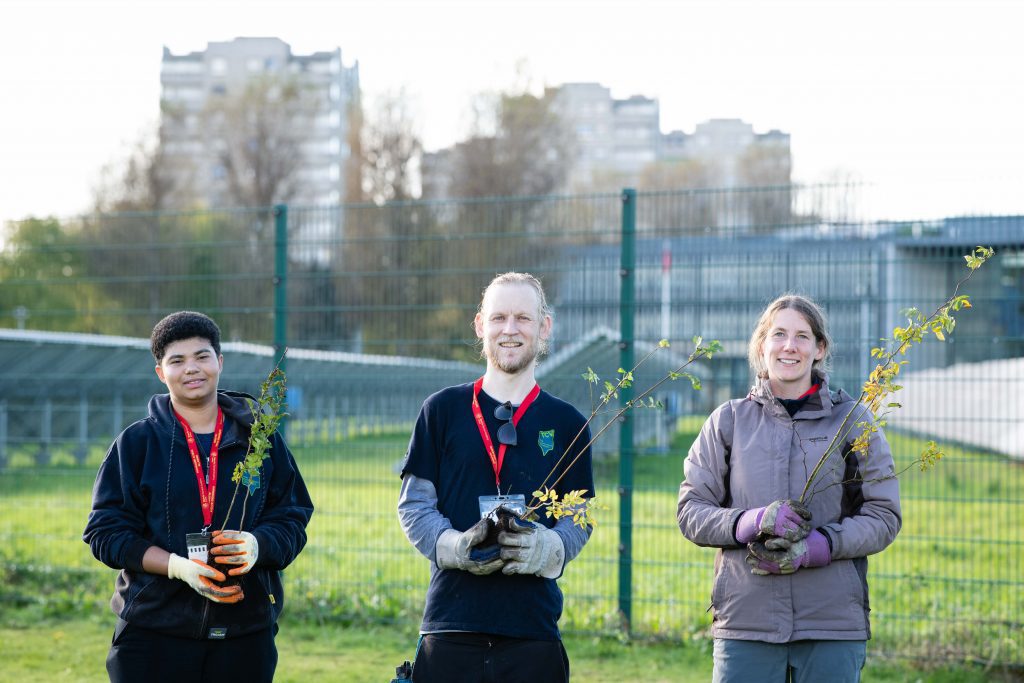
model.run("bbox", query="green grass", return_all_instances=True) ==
[1,615,1020,683]
[1,423,1023,670]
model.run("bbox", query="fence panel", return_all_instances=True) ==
[0,185,1020,666]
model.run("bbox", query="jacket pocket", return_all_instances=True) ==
[712,549,783,635]
[110,617,130,646]
[120,571,157,618]
[791,559,867,634]
[709,550,725,615]
[253,569,276,607]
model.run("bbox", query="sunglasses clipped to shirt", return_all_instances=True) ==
[494,401,517,446]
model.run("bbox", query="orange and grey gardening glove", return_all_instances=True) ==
[209,530,259,576]
[166,553,244,603]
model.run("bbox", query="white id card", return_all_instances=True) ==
[478,494,526,519]
[185,532,210,563]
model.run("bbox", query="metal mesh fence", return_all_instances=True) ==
[0,185,1021,665]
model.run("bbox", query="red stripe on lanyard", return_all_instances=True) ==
[471,377,540,492]
[174,407,224,529]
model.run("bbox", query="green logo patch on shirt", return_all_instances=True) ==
[538,429,555,456]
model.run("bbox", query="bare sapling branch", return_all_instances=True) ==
[529,336,724,528]
[799,246,994,504]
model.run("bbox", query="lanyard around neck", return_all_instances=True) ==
[471,377,540,492]
[174,407,224,529]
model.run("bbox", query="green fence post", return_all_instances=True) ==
[273,204,288,433]
[618,188,636,632]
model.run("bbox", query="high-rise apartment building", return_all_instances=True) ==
[420,81,791,202]
[160,37,360,209]
[547,82,790,191]
[546,83,661,189]
[680,118,791,187]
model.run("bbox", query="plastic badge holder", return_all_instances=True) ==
[185,532,210,563]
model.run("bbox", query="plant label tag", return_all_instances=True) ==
[186,532,210,563]
[478,494,526,519]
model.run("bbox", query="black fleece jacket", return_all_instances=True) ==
[83,390,313,640]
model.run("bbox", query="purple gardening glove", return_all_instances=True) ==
[735,499,812,544]
[746,529,832,575]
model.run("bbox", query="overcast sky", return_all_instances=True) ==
[2,0,1022,224]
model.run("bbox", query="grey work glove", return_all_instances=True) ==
[435,518,505,575]
[498,517,565,578]
[166,553,244,604]
[746,529,832,575]
[735,499,812,544]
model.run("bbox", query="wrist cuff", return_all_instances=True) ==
[538,529,566,579]
[434,529,461,570]
[806,530,832,567]
[124,537,155,574]
[734,508,761,544]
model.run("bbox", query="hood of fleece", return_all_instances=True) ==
[147,390,259,433]
[748,374,855,418]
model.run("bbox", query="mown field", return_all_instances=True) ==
[4,615,1023,682]
[1,421,1022,678]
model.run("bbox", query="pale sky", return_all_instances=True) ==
[2,0,1023,224]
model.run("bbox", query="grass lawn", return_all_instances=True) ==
[1,614,1019,683]
[1,423,1022,673]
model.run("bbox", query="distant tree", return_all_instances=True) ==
[87,125,197,326]
[447,89,572,199]
[201,74,317,208]
[397,88,572,359]
[344,97,365,203]
[636,158,722,233]
[339,80,574,360]
[737,143,791,188]
[167,74,321,339]
[581,167,632,194]
[638,158,715,191]
[634,145,797,235]
[736,143,794,232]
[91,124,181,213]
[0,217,107,332]
[361,89,422,204]
[799,168,863,225]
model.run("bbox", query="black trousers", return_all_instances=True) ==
[412,632,570,683]
[106,618,278,683]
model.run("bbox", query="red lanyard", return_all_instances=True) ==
[174,407,224,529]
[471,377,540,491]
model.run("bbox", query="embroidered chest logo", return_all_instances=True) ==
[538,429,555,456]
[242,469,261,495]
[806,436,829,443]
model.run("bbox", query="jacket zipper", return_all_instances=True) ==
[199,594,210,639]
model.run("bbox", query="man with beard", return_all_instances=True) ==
[398,272,594,683]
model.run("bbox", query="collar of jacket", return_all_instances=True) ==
[748,374,851,420]
[148,390,259,444]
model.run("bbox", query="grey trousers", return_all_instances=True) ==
[712,638,867,683]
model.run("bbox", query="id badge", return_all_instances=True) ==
[478,494,526,520]
[186,531,210,563]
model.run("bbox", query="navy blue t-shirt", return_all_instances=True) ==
[402,382,594,640]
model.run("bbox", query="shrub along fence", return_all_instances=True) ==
[0,185,1021,666]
